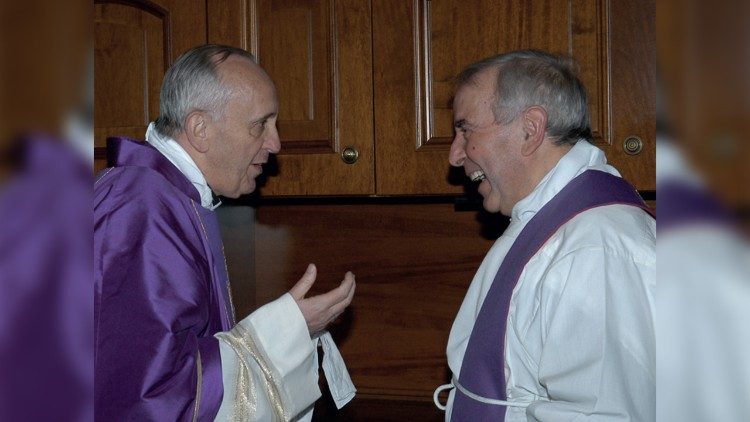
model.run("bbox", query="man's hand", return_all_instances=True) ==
[289,264,356,335]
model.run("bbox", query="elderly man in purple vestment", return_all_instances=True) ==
[94,44,356,421]
[432,51,656,421]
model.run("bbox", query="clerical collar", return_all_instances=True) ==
[145,122,221,210]
[510,140,620,222]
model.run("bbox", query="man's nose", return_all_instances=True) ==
[448,134,466,167]
[265,126,281,154]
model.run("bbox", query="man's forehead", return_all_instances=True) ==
[216,55,272,90]
[455,81,493,111]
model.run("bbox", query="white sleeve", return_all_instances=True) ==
[213,293,320,421]
[525,248,655,421]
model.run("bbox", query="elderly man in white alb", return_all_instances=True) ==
[433,50,655,421]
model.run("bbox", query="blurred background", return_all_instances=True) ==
[657,1,750,421]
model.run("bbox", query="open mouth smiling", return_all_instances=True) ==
[469,170,486,182]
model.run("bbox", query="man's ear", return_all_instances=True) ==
[184,111,210,153]
[520,106,548,157]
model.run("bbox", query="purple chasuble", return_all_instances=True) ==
[451,170,655,421]
[0,136,92,421]
[95,137,234,420]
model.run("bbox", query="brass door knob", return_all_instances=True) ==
[623,136,643,155]
[341,146,359,164]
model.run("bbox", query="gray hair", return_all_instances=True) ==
[456,50,592,146]
[153,44,257,137]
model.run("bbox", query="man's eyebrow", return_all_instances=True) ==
[251,111,277,124]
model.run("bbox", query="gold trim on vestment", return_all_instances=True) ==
[193,349,203,422]
[216,324,288,421]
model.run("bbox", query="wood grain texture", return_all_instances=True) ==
[312,393,443,421]
[375,0,652,195]
[234,202,505,398]
[236,0,375,196]
[207,0,654,196]
[608,0,656,190]
[258,0,332,150]
[207,0,247,49]
[94,0,206,170]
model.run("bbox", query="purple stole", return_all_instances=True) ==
[197,205,237,328]
[450,170,655,421]
[656,180,731,232]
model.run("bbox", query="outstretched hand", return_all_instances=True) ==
[289,264,356,335]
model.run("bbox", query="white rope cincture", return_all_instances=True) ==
[433,378,529,411]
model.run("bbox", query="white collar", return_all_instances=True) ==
[145,123,221,210]
[510,140,621,222]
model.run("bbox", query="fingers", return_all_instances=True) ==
[298,271,356,335]
[289,263,316,301]
[328,275,356,318]
[315,271,355,307]
[316,272,356,324]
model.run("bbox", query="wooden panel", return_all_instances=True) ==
[417,0,570,150]
[246,202,502,398]
[608,0,655,190]
[207,0,248,49]
[376,0,571,195]
[94,3,165,143]
[572,0,610,146]
[167,0,207,59]
[257,0,332,152]
[313,394,442,421]
[237,0,374,196]
[94,0,205,170]
[217,206,256,321]
[376,0,653,194]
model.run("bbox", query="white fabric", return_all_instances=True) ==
[316,332,356,409]
[146,122,221,210]
[656,138,750,422]
[214,294,355,421]
[215,293,319,421]
[441,140,656,421]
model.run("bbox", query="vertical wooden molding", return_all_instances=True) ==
[595,0,611,145]
[413,0,425,150]
[329,0,341,151]
[572,0,611,145]
[247,0,259,57]
[414,0,452,152]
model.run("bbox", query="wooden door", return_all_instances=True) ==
[374,0,655,194]
[94,0,207,173]
[208,0,375,196]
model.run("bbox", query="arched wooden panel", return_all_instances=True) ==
[94,0,170,170]
[94,0,207,173]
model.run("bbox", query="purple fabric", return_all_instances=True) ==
[95,137,232,420]
[0,136,92,421]
[451,170,654,421]
[656,179,732,232]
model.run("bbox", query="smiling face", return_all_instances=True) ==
[203,56,281,197]
[448,68,528,215]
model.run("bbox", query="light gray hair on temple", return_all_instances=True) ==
[153,44,257,138]
[455,50,593,146]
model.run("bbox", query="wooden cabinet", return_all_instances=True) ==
[94,0,207,173]
[208,0,655,195]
